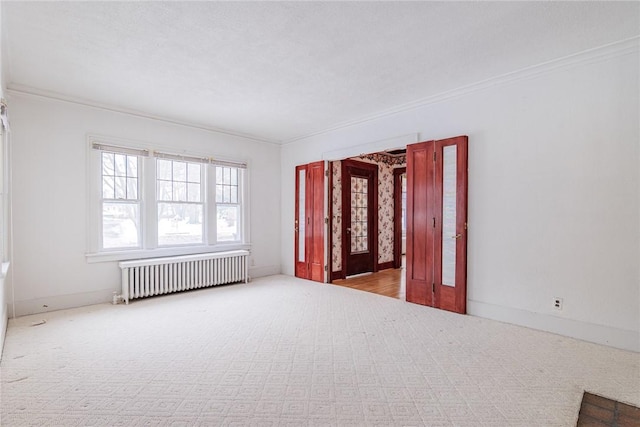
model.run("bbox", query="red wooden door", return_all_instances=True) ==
[406,141,436,306]
[294,161,325,282]
[342,160,378,277]
[406,136,468,314]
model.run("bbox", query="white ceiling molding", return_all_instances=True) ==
[6,85,280,146]
[286,36,640,145]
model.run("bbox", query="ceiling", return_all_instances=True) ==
[4,2,639,144]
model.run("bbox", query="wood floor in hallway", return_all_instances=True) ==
[332,266,406,300]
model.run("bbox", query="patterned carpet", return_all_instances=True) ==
[1,275,638,426]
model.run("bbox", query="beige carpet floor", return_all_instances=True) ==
[1,275,638,426]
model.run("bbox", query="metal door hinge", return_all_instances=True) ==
[432,283,435,293]
[464,222,468,230]
[324,217,329,224]
[432,217,436,228]
[324,265,328,271]
[325,169,329,177]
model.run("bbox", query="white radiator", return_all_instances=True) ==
[118,250,249,304]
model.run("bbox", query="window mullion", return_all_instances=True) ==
[241,168,249,244]
[207,165,216,244]
[144,156,157,249]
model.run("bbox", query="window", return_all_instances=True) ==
[157,159,203,246]
[101,152,141,249]
[215,166,240,242]
[88,139,248,260]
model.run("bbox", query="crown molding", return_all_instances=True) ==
[283,36,639,145]
[5,84,281,146]
[6,36,638,147]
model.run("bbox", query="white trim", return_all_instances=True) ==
[12,288,116,317]
[7,38,637,147]
[249,265,280,279]
[322,133,418,161]
[284,36,640,145]
[467,299,640,353]
[7,85,280,146]
[11,265,279,317]
[86,243,252,263]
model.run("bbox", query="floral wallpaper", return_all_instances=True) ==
[358,152,406,167]
[331,162,342,272]
[376,161,394,264]
[331,154,406,273]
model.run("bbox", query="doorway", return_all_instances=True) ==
[295,135,468,314]
[393,168,406,269]
[342,160,378,277]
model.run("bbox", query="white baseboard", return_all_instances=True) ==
[467,299,639,353]
[13,288,116,317]
[1,263,10,360]
[13,266,281,316]
[249,265,280,279]
[0,303,7,361]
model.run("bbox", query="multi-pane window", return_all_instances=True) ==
[101,152,140,249]
[215,166,240,242]
[157,159,203,246]
[91,140,247,256]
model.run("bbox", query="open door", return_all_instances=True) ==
[406,136,468,314]
[295,161,325,282]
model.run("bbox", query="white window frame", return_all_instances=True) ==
[86,135,250,263]
[212,165,244,244]
[100,151,143,250]
[156,157,205,247]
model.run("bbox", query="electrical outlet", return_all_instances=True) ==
[553,297,563,310]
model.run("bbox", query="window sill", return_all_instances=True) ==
[86,243,251,264]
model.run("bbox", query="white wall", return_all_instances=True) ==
[0,2,7,357]
[9,93,281,316]
[281,40,640,351]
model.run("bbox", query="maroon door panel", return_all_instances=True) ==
[405,136,468,314]
[308,161,325,282]
[433,136,468,314]
[294,161,325,282]
[342,160,378,277]
[406,141,435,306]
[393,167,406,269]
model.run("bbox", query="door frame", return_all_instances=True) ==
[393,167,406,269]
[341,159,378,278]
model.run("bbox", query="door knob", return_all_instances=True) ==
[451,234,462,239]
[346,227,351,233]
